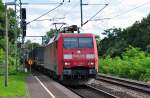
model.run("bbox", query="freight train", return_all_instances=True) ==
[26,27,98,85]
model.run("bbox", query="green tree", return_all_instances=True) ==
[101,27,128,57]
[42,29,57,44]
[0,0,20,44]
[24,40,40,50]
[7,8,20,43]
[95,35,101,56]
[0,0,21,73]
[100,13,150,57]
[0,48,4,64]
[146,44,150,54]
[0,0,5,37]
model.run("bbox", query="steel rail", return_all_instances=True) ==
[86,85,119,98]
[98,73,150,94]
[68,85,118,98]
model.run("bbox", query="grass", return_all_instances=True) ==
[0,72,28,97]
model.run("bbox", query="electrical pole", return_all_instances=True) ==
[15,0,18,71]
[4,2,16,87]
[80,0,83,27]
[5,5,8,87]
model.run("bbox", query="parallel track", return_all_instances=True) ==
[97,74,150,94]
[68,85,119,98]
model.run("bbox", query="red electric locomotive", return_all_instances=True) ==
[28,29,98,85]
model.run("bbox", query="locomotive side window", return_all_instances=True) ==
[64,38,78,48]
[64,37,93,48]
[79,38,93,48]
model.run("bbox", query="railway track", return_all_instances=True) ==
[68,85,119,98]
[97,74,150,94]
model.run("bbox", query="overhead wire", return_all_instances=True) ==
[22,2,61,5]
[35,17,65,21]
[91,0,125,21]
[44,1,76,24]
[110,0,150,19]
[82,4,108,26]
[63,1,80,17]
[92,0,150,21]
[88,4,107,21]
[104,0,125,16]
[104,0,109,4]
[91,0,150,35]
[27,3,63,25]
[47,1,80,29]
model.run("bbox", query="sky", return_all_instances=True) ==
[3,0,150,44]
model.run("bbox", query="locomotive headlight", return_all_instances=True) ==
[86,54,95,59]
[90,62,94,65]
[88,62,94,65]
[64,54,72,59]
[64,62,70,66]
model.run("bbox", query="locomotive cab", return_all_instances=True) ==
[61,33,98,84]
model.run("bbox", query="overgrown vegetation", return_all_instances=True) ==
[0,43,20,75]
[0,1,29,97]
[0,0,21,75]
[97,13,150,82]
[99,46,150,82]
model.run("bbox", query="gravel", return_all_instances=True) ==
[90,80,150,98]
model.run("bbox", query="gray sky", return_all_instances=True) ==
[3,0,150,43]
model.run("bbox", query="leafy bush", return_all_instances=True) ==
[99,46,150,82]
[0,48,4,64]
[0,44,20,75]
[0,48,4,75]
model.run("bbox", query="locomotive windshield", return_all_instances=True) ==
[64,38,78,48]
[64,37,93,48]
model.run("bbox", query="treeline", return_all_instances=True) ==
[0,0,20,74]
[98,14,150,82]
[98,14,150,57]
